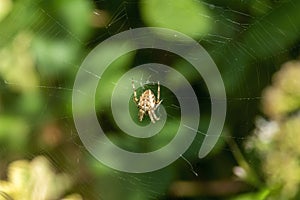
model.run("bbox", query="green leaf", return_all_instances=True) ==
[0,115,29,150]
[229,188,270,200]
[54,0,93,40]
[140,0,212,38]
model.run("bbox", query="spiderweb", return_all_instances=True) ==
[1,0,300,199]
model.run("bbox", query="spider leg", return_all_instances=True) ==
[131,79,139,104]
[148,111,156,123]
[156,81,160,103]
[155,100,163,110]
[139,109,145,121]
[151,109,160,121]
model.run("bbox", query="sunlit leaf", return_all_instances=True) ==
[140,0,212,38]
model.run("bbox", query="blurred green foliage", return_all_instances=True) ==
[0,0,299,199]
[140,0,212,38]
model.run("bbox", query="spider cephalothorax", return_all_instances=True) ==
[132,81,162,123]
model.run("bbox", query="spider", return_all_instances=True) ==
[132,80,162,123]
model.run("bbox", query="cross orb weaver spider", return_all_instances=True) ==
[132,80,162,123]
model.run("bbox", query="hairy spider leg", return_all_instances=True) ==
[131,80,139,103]
[139,109,145,121]
[150,110,160,121]
[148,111,155,123]
[156,81,160,103]
[155,100,163,110]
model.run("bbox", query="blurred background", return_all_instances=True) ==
[0,0,300,199]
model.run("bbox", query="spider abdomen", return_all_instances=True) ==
[132,81,161,123]
[138,89,156,111]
